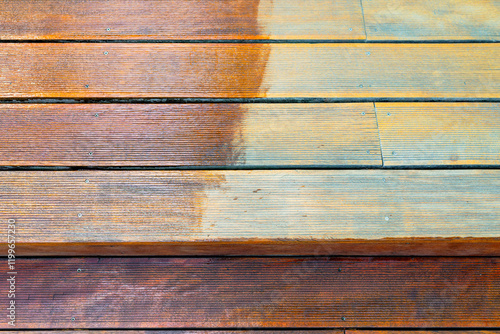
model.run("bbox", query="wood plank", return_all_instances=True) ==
[0,0,365,40]
[0,103,380,167]
[2,170,499,256]
[1,44,498,98]
[348,331,500,334]
[363,0,500,41]
[376,102,500,166]
[1,257,499,328]
[1,332,341,334]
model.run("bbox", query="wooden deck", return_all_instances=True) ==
[0,0,499,331]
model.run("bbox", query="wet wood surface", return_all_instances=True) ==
[2,170,499,256]
[0,103,380,167]
[0,0,365,40]
[1,257,498,328]
[377,102,500,166]
[363,0,500,41]
[1,44,498,98]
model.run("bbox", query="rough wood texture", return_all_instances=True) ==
[376,102,500,166]
[363,0,500,41]
[1,44,498,98]
[2,170,499,256]
[0,103,380,167]
[5,332,342,334]
[6,332,500,334]
[0,0,364,40]
[1,257,498,328]
[349,331,500,334]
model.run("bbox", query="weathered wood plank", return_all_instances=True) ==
[0,44,498,98]
[1,257,498,328]
[376,102,500,166]
[348,331,500,334]
[0,0,364,40]
[363,0,500,41]
[0,103,380,167]
[2,170,499,256]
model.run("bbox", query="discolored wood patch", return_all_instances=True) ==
[0,103,380,167]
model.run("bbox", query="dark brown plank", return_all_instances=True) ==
[0,103,381,166]
[376,102,500,166]
[1,257,499,328]
[1,170,499,256]
[0,0,365,40]
[1,44,498,98]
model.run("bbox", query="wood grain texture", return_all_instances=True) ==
[0,103,380,167]
[1,44,498,98]
[362,0,500,41]
[349,331,500,334]
[2,332,342,334]
[0,0,364,40]
[1,170,499,256]
[5,332,500,334]
[1,257,498,328]
[376,102,500,166]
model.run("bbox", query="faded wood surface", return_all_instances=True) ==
[1,44,498,98]
[376,102,500,166]
[0,103,380,167]
[363,0,500,41]
[1,257,498,328]
[0,0,365,40]
[2,170,499,256]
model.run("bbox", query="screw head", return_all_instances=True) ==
[88,152,93,156]
[78,213,83,218]
[71,317,75,321]
[84,85,89,88]
[392,151,397,156]
[77,268,82,272]
[387,112,391,116]
[338,268,342,272]
[361,112,366,115]
[106,28,111,31]
[104,51,108,55]
[85,179,89,183]
[385,216,389,221]
[341,316,346,321]
[366,51,371,55]
[359,84,363,88]
[349,28,353,31]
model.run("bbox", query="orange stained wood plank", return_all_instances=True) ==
[376,102,500,166]
[1,170,499,256]
[1,257,499,328]
[0,103,380,167]
[0,43,498,98]
[362,0,500,41]
[0,0,365,40]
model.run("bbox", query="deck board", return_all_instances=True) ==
[2,170,499,256]
[376,102,500,166]
[2,257,499,328]
[1,44,498,98]
[0,0,365,40]
[0,103,380,167]
[363,0,500,41]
